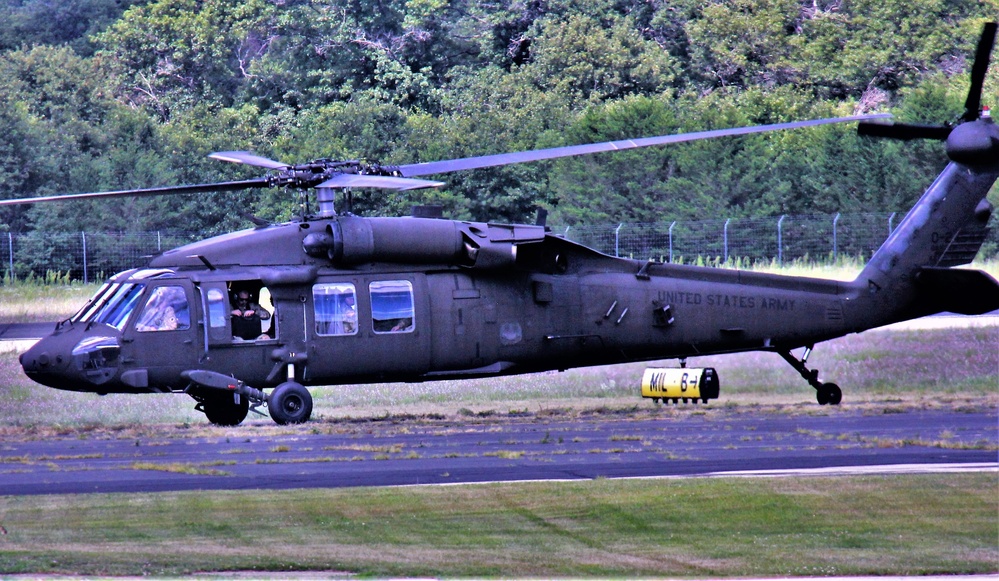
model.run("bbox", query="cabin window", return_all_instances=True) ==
[313,283,358,336]
[370,280,414,334]
[135,286,191,332]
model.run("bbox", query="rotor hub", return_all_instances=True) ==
[946,117,999,166]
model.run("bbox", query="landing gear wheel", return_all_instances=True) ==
[816,382,842,406]
[203,394,250,426]
[778,348,843,407]
[268,382,313,425]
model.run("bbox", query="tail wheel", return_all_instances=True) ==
[202,394,250,426]
[268,382,313,425]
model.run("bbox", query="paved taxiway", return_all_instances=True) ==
[1,319,996,495]
[0,406,994,495]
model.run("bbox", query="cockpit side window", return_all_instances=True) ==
[135,286,191,332]
[370,280,414,334]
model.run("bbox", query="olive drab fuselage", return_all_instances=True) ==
[18,215,867,395]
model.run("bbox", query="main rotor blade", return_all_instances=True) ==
[857,121,953,141]
[963,21,997,122]
[209,151,290,170]
[317,175,445,190]
[0,179,272,207]
[397,114,891,177]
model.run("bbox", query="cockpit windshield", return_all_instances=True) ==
[90,283,145,330]
[73,269,175,331]
[71,281,117,323]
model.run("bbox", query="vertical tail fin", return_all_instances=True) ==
[858,162,997,290]
[854,22,999,315]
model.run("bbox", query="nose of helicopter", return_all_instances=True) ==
[19,328,123,391]
[19,335,74,389]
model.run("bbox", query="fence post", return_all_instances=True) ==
[614,223,622,257]
[832,212,840,261]
[81,231,88,284]
[7,232,12,282]
[777,215,786,265]
[668,220,676,263]
[723,218,730,263]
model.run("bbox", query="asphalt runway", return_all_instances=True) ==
[2,319,996,496]
[0,322,55,340]
[0,406,995,495]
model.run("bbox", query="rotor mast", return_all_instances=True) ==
[316,186,338,218]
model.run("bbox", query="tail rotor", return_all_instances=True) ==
[858,22,996,141]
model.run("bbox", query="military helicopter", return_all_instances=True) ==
[5,24,998,427]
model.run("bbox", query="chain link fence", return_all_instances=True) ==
[557,212,929,264]
[1,231,203,283]
[2,212,996,282]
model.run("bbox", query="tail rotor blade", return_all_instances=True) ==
[860,22,996,141]
[963,21,997,121]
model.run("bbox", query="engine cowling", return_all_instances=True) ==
[303,215,546,269]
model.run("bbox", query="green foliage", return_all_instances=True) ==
[0,0,145,57]
[0,0,995,242]
[520,12,677,105]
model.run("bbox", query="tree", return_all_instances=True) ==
[550,95,684,224]
[94,0,278,119]
[684,0,803,90]
[414,65,577,222]
[520,12,677,106]
[0,0,993,253]
[792,0,994,100]
[0,0,147,57]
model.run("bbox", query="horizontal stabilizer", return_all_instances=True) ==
[916,267,999,315]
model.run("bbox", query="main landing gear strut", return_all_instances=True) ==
[777,346,842,406]
[181,369,314,426]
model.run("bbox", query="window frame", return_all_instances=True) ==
[369,279,415,335]
[134,285,191,333]
[313,282,359,337]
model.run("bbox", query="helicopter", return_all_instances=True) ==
[4,24,998,427]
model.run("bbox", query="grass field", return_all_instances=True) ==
[0,274,996,578]
[0,475,995,577]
